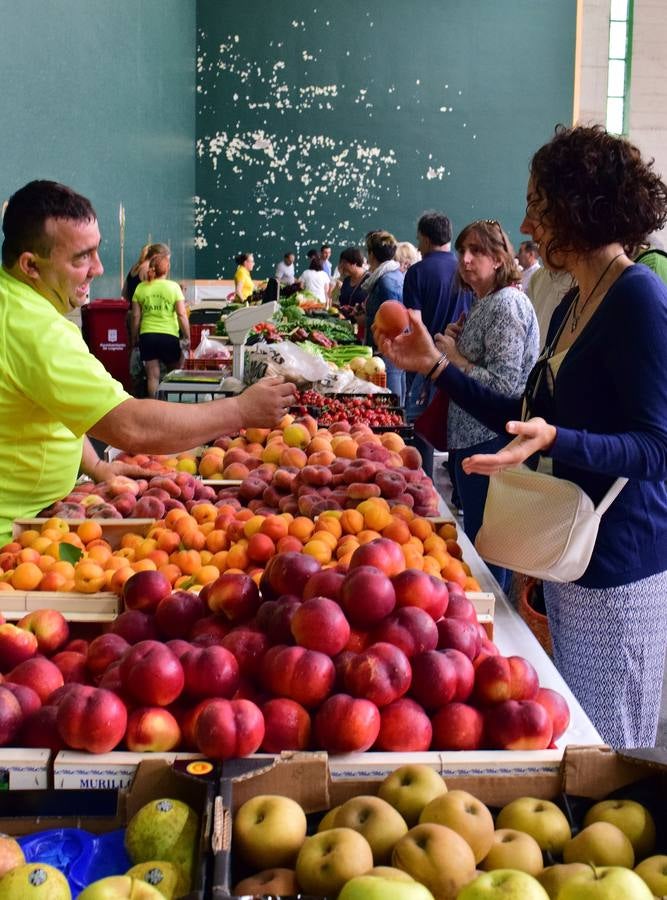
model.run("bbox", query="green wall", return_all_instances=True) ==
[195,0,577,279]
[0,0,196,296]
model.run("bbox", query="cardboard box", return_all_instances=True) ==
[0,748,51,789]
[212,746,667,899]
[0,758,216,900]
[53,750,211,790]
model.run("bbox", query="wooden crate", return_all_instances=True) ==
[12,518,155,550]
[1,591,120,622]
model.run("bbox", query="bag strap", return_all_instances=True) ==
[595,477,628,516]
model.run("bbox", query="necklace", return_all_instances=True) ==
[569,252,625,333]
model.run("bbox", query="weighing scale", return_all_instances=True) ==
[224,301,279,381]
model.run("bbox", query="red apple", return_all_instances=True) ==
[206,573,261,623]
[436,617,482,661]
[0,624,38,672]
[124,706,181,752]
[2,681,41,717]
[344,642,412,709]
[259,552,321,602]
[483,699,553,750]
[340,566,396,627]
[180,645,239,700]
[194,697,264,759]
[121,570,172,613]
[119,640,185,706]
[107,609,158,644]
[56,686,128,753]
[431,702,485,750]
[86,633,130,680]
[0,686,23,746]
[349,538,406,577]
[302,569,345,603]
[314,694,381,753]
[370,607,438,657]
[155,590,208,639]
[410,649,475,708]
[17,609,69,656]
[19,705,66,750]
[256,595,302,644]
[375,698,433,751]
[261,698,312,752]
[7,657,64,703]
[50,651,90,684]
[260,645,335,708]
[290,597,351,656]
[190,614,231,646]
[392,570,449,620]
[535,687,570,742]
[473,655,539,705]
[221,627,270,678]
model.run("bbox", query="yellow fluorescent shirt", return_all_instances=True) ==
[133,278,184,336]
[234,265,255,301]
[0,267,130,542]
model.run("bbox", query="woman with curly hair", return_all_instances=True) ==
[377,125,667,747]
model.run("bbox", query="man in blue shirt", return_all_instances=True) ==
[403,211,472,477]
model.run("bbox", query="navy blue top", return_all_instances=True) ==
[436,264,667,588]
[365,268,405,351]
[403,250,472,335]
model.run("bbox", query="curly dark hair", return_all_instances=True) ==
[529,124,667,260]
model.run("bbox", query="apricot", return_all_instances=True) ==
[11,561,44,590]
[171,549,202,575]
[165,507,190,528]
[279,447,308,469]
[41,517,70,535]
[464,576,481,592]
[176,457,198,474]
[438,522,458,541]
[209,551,229,572]
[121,532,144,551]
[382,518,412,545]
[0,582,16,592]
[76,520,103,544]
[401,546,425,570]
[147,549,170,568]
[380,432,405,452]
[356,529,382,545]
[38,570,69,591]
[446,539,463,560]
[226,542,250,571]
[131,559,158,573]
[259,515,289,542]
[283,423,310,448]
[276,535,304,554]
[74,560,106,593]
[205,529,229,554]
[422,555,443,578]
[359,503,393,532]
[308,450,337,467]
[155,530,181,553]
[87,545,113,567]
[303,539,333,565]
[198,454,223,478]
[390,504,415,522]
[340,508,365,535]
[312,529,337,551]
[18,529,41,548]
[194,565,222,585]
[180,528,206,551]
[307,436,332,455]
[191,502,218,525]
[288,516,315,542]
[409,517,435,541]
[441,557,468,587]
[315,516,342,540]
[247,532,276,564]
[17,547,41,564]
[261,442,286,465]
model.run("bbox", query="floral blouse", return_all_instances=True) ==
[447,286,539,449]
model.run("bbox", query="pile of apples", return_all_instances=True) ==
[229,762,663,899]
[39,472,217,521]
[0,542,569,756]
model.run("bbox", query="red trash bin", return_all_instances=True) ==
[81,299,132,392]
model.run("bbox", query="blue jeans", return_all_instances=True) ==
[384,357,405,407]
[452,434,512,594]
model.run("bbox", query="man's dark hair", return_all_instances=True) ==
[339,246,364,267]
[520,240,540,256]
[320,243,331,252]
[417,211,452,246]
[2,180,96,267]
[284,251,295,260]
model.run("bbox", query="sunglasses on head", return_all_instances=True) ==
[472,219,509,252]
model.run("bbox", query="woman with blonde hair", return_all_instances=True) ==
[131,253,190,397]
[396,241,421,272]
[122,242,170,301]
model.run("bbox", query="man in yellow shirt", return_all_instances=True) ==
[0,180,296,542]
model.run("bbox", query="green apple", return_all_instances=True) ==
[537,863,590,899]
[496,797,571,854]
[557,865,654,899]
[563,821,635,868]
[233,868,298,896]
[419,789,494,864]
[0,835,25,877]
[78,876,164,899]
[124,798,198,897]
[338,874,435,900]
[480,829,544,876]
[334,795,408,864]
[392,822,476,899]
[318,804,341,832]
[583,799,656,860]
[0,863,71,899]
[634,854,667,897]
[457,869,549,900]
[295,827,374,896]
[368,866,415,882]
[233,793,307,869]
[125,861,181,898]
[377,764,447,826]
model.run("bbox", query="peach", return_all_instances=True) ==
[247,533,276,564]
[38,570,69,591]
[350,537,406,577]
[199,454,223,478]
[222,462,250,480]
[279,447,308,469]
[400,446,423,470]
[307,450,336,467]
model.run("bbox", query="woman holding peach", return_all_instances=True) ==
[377,125,667,748]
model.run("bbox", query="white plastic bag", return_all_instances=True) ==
[245,341,332,385]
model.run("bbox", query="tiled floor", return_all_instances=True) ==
[431,452,667,748]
